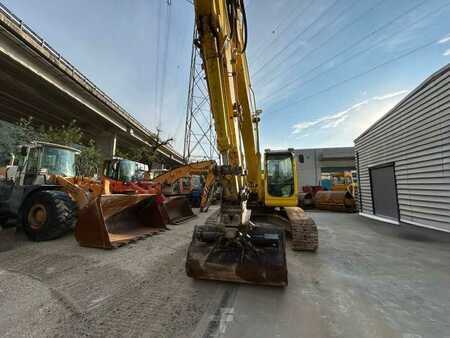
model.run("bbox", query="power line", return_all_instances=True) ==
[153,0,163,125]
[251,0,339,78]
[258,0,386,87]
[260,0,429,103]
[269,35,443,115]
[253,0,357,81]
[157,2,173,127]
[249,0,315,67]
[263,0,450,107]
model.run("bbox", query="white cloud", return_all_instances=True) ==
[438,35,450,44]
[292,100,368,134]
[443,49,450,56]
[321,114,349,129]
[291,90,409,135]
[373,90,409,101]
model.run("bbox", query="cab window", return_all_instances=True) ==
[266,154,294,197]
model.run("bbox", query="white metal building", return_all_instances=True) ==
[293,147,355,192]
[355,64,450,232]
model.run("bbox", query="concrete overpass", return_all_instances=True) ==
[0,3,184,167]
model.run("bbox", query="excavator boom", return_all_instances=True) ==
[186,0,291,286]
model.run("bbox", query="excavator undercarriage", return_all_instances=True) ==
[186,205,318,286]
[186,210,288,286]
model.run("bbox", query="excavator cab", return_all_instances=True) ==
[264,150,298,207]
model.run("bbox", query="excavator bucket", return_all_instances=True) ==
[163,196,195,224]
[314,191,356,212]
[75,194,167,249]
[186,213,287,286]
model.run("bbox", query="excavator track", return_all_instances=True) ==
[251,207,319,252]
[285,207,319,252]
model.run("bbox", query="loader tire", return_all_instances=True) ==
[22,190,77,241]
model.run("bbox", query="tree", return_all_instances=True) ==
[77,140,102,178]
[117,128,173,169]
[0,121,21,165]
[41,120,83,146]
[0,117,102,176]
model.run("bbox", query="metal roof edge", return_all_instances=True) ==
[354,62,450,144]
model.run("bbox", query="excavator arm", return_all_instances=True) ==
[153,160,217,211]
[186,0,290,286]
[194,0,262,215]
[153,160,215,186]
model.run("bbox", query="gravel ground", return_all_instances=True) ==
[0,208,222,338]
[1,209,449,338]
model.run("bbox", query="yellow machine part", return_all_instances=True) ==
[263,152,299,208]
[187,0,318,286]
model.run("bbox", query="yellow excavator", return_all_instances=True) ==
[185,0,318,286]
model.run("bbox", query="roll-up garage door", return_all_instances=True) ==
[370,163,399,221]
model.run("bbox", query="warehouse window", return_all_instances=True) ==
[298,154,304,163]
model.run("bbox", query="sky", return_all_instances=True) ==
[2,0,450,153]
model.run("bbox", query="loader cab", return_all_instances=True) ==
[103,159,147,182]
[18,142,79,185]
[264,150,298,207]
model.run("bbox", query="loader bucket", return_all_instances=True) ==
[163,196,195,224]
[186,224,288,287]
[314,190,356,212]
[75,194,167,249]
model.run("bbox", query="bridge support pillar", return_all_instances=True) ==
[95,133,117,159]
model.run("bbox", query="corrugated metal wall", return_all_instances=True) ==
[355,64,450,232]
